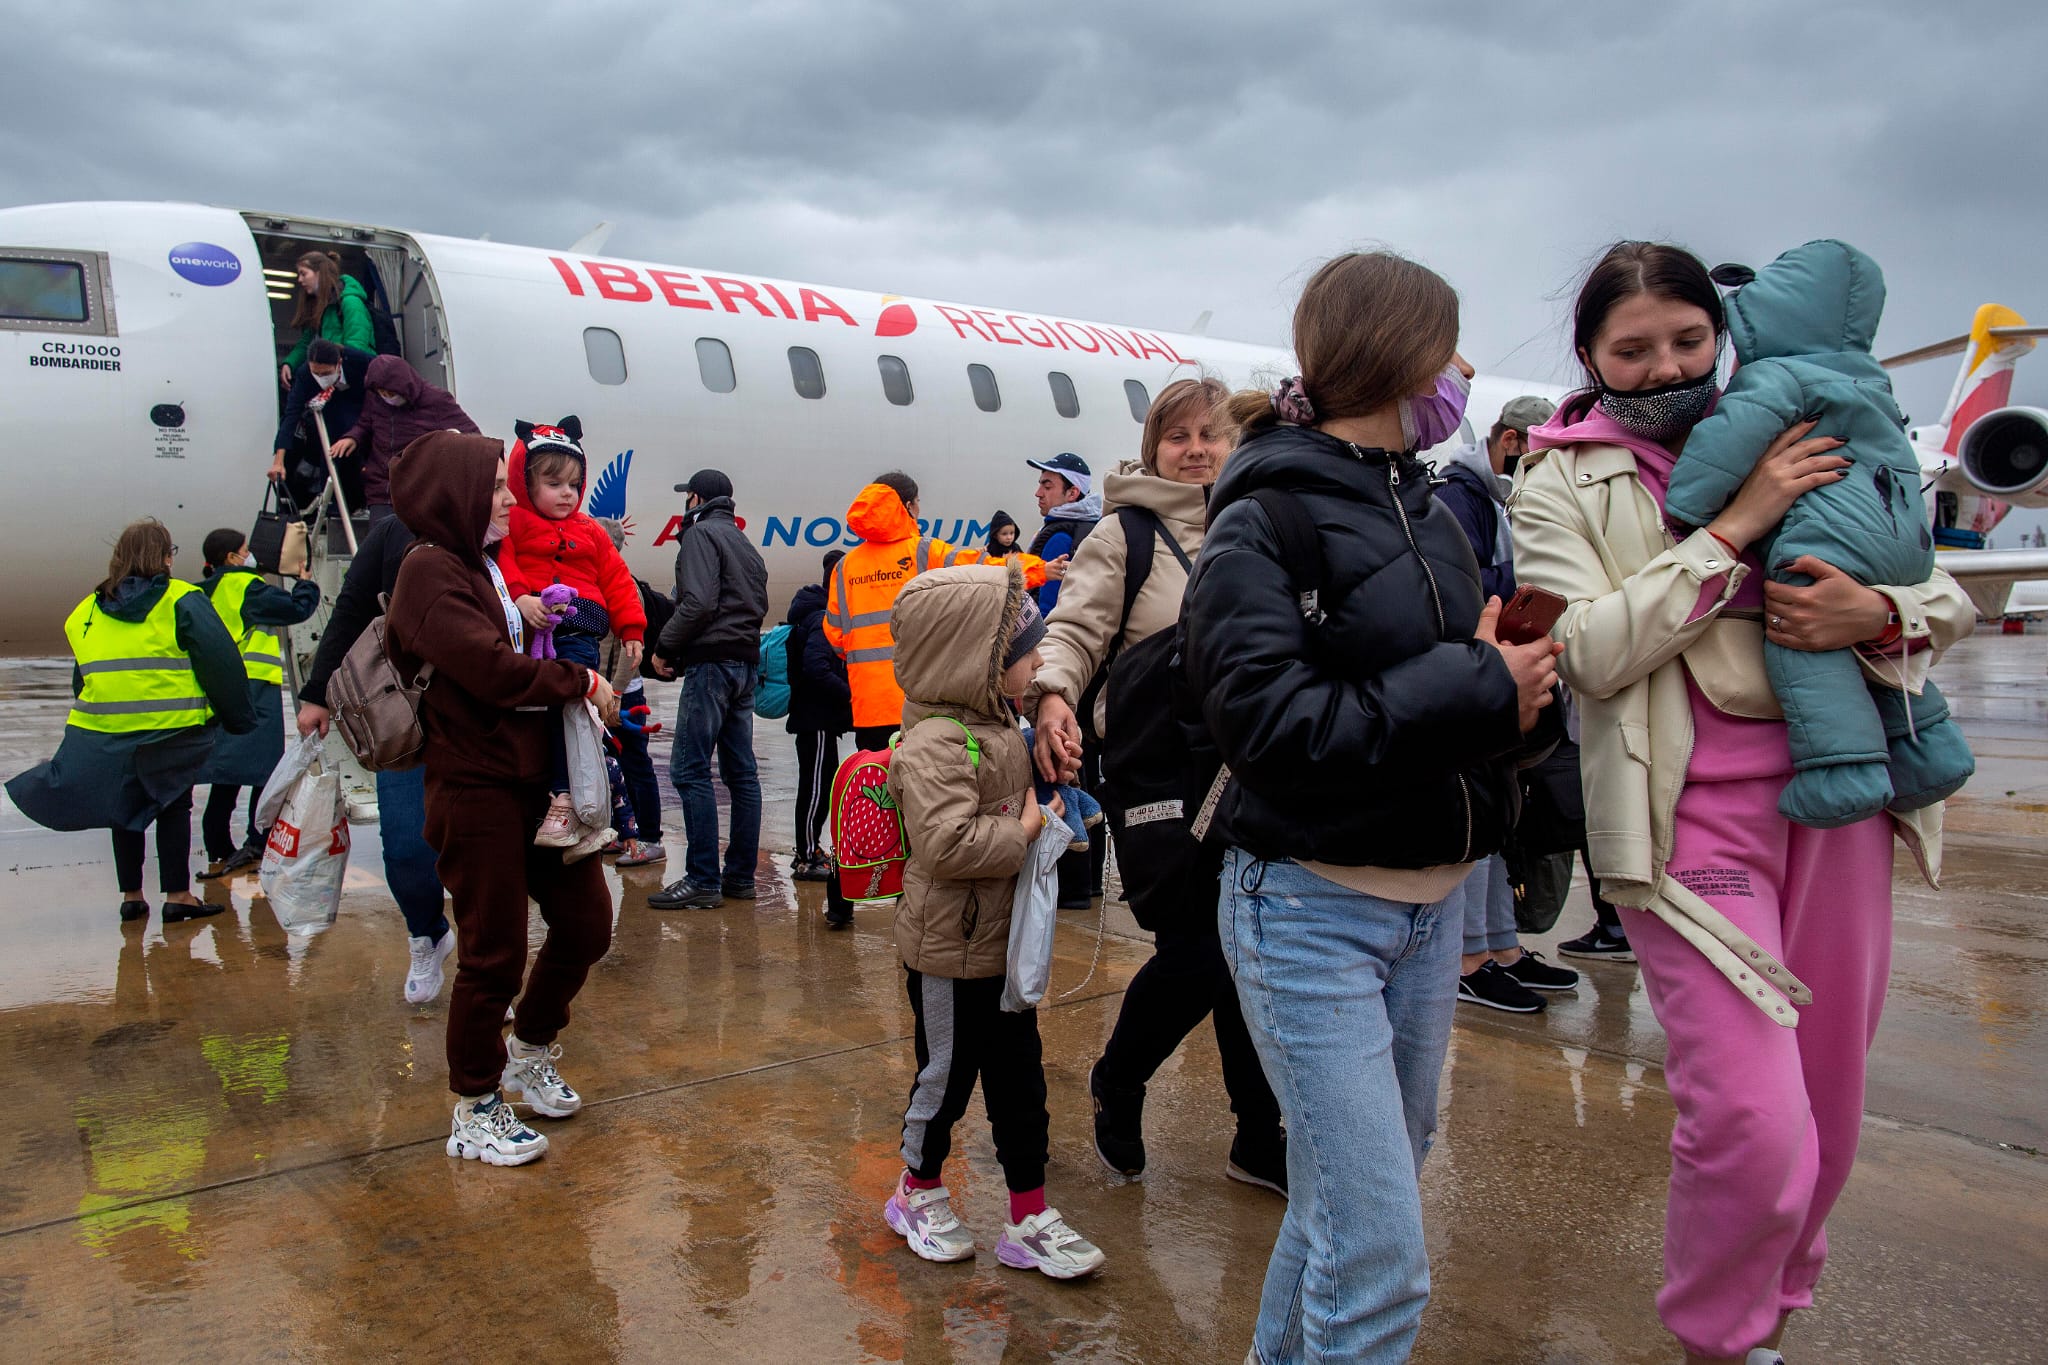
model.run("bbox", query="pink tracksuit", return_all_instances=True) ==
[1620,427,1896,1358]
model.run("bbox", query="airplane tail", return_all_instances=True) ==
[1935,304,2036,456]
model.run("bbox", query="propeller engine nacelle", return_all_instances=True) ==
[1959,406,2048,508]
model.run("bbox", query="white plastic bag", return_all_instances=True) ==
[258,734,350,935]
[563,700,611,828]
[1002,819,1074,1012]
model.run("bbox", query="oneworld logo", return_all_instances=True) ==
[167,241,243,287]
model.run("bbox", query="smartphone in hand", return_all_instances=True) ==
[1496,584,1567,645]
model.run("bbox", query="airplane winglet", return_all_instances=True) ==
[568,222,615,255]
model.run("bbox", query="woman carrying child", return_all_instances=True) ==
[1511,241,1974,1364]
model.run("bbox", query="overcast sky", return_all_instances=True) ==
[6,0,2045,434]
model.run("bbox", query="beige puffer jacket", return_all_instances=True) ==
[1512,441,1976,1024]
[1030,463,1208,734]
[888,563,1035,979]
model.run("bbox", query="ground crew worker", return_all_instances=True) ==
[195,527,321,879]
[7,518,257,926]
[824,471,1066,748]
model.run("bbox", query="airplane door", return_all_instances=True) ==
[0,203,277,650]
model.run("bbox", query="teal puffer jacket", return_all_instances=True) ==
[1667,238,1973,828]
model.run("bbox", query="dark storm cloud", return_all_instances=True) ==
[3,0,2045,423]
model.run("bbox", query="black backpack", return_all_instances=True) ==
[636,578,676,679]
[1091,490,1323,930]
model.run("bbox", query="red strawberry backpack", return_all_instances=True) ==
[829,718,981,903]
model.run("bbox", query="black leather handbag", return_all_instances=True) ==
[248,481,301,574]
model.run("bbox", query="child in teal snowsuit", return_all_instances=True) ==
[1666,238,1973,827]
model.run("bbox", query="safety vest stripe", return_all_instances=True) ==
[844,646,895,664]
[72,696,211,716]
[843,609,892,629]
[77,657,196,675]
[829,562,852,631]
[916,538,936,573]
[242,652,282,667]
[942,548,967,567]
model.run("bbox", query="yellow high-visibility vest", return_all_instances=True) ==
[210,571,284,685]
[64,581,213,733]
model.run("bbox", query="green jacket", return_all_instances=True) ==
[283,275,374,370]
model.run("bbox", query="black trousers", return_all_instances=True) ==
[201,784,261,861]
[900,969,1049,1192]
[113,789,195,895]
[853,724,895,753]
[792,730,839,855]
[1581,836,1621,931]
[1099,891,1283,1134]
[1056,742,1104,901]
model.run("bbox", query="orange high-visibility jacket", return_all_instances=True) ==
[824,484,1050,730]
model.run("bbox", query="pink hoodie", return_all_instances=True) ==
[1527,394,1788,784]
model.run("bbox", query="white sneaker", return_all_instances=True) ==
[447,1093,548,1166]
[403,929,455,1005]
[882,1174,976,1263]
[995,1207,1105,1279]
[562,822,616,865]
[534,793,577,848]
[502,1039,581,1117]
[1745,1352,1786,1365]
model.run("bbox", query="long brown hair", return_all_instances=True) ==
[97,519,174,596]
[1571,241,1723,385]
[288,251,344,331]
[1226,251,1459,440]
[1141,376,1231,472]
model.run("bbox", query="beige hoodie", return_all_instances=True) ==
[887,563,1036,979]
[1030,463,1208,735]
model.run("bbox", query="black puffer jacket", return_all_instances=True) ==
[784,582,853,735]
[1183,425,1524,868]
[657,497,769,667]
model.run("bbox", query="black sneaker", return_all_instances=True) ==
[1501,950,1580,992]
[722,880,758,900]
[1057,894,1094,911]
[1558,927,1636,963]
[1089,1059,1147,1177]
[216,842,262,876]
[649,880,723,910]
[1225,1127,1288,1197]
[1457,961,1546,1013]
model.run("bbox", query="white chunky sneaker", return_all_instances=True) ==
[996,1208,1105,1279]
[882,1174,976,1263]
[447,1093,548,1166]
[534,792,577,848]
[403,929,455,1005]
[502,1039,581,1118]
[562,822,616,865]
[1744,1352,1786,1365]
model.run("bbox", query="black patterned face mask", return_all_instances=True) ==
[1596,368,1719,442]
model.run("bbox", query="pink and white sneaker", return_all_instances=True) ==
[883,1174,976,1263]
[534,793,577,848]
[996,1208,1105,1279]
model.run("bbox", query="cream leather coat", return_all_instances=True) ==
[1511,441,1975,1024]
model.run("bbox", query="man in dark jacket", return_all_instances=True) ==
[296,512,455,1006]
[267,339,375,512]
[1025,452,1101,615]
[1432,395,1554,604]
[650,469,770,910]
[785,550,854,900]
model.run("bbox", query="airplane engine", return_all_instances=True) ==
[1959,406,2048,508]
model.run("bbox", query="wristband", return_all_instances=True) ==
[586,668,601,698]
[1869,614,1902,649]
[1706,529,1740,557]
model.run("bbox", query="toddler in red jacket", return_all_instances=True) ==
[501,418,648,849]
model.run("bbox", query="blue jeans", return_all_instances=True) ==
[375,766,448,942]
[1219,847,1462,1364]
[669,660,761,888]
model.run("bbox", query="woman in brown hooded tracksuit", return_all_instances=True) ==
[384,430,617,1167]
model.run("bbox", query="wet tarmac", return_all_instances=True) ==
[0,633,2043,1362]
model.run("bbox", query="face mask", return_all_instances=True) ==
[1501,452,1522,479]
[484,522,506,546]
[380,392,406,407]
[312,369,342,391]
[1398,364,1471,452]
[1596,368,1718,442]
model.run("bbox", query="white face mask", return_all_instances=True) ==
[379,392,406,407]
[312,368,342,391]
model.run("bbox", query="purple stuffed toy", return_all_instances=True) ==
[527,584,576,659]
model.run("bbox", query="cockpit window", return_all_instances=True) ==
[0,258,88,323]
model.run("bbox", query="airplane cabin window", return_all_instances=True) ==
[968,363,1001,413]
[695,337,737,393]
[789,346,826,400]
[582,327,627,385]
[0,258,89,323]
[878,354,914,406]
[1124,379,1150,422]
[1048,371,1080,419]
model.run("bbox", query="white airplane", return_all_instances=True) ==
[2,200,2044,660]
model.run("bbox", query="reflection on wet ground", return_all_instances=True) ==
[1,635,2043,1361]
